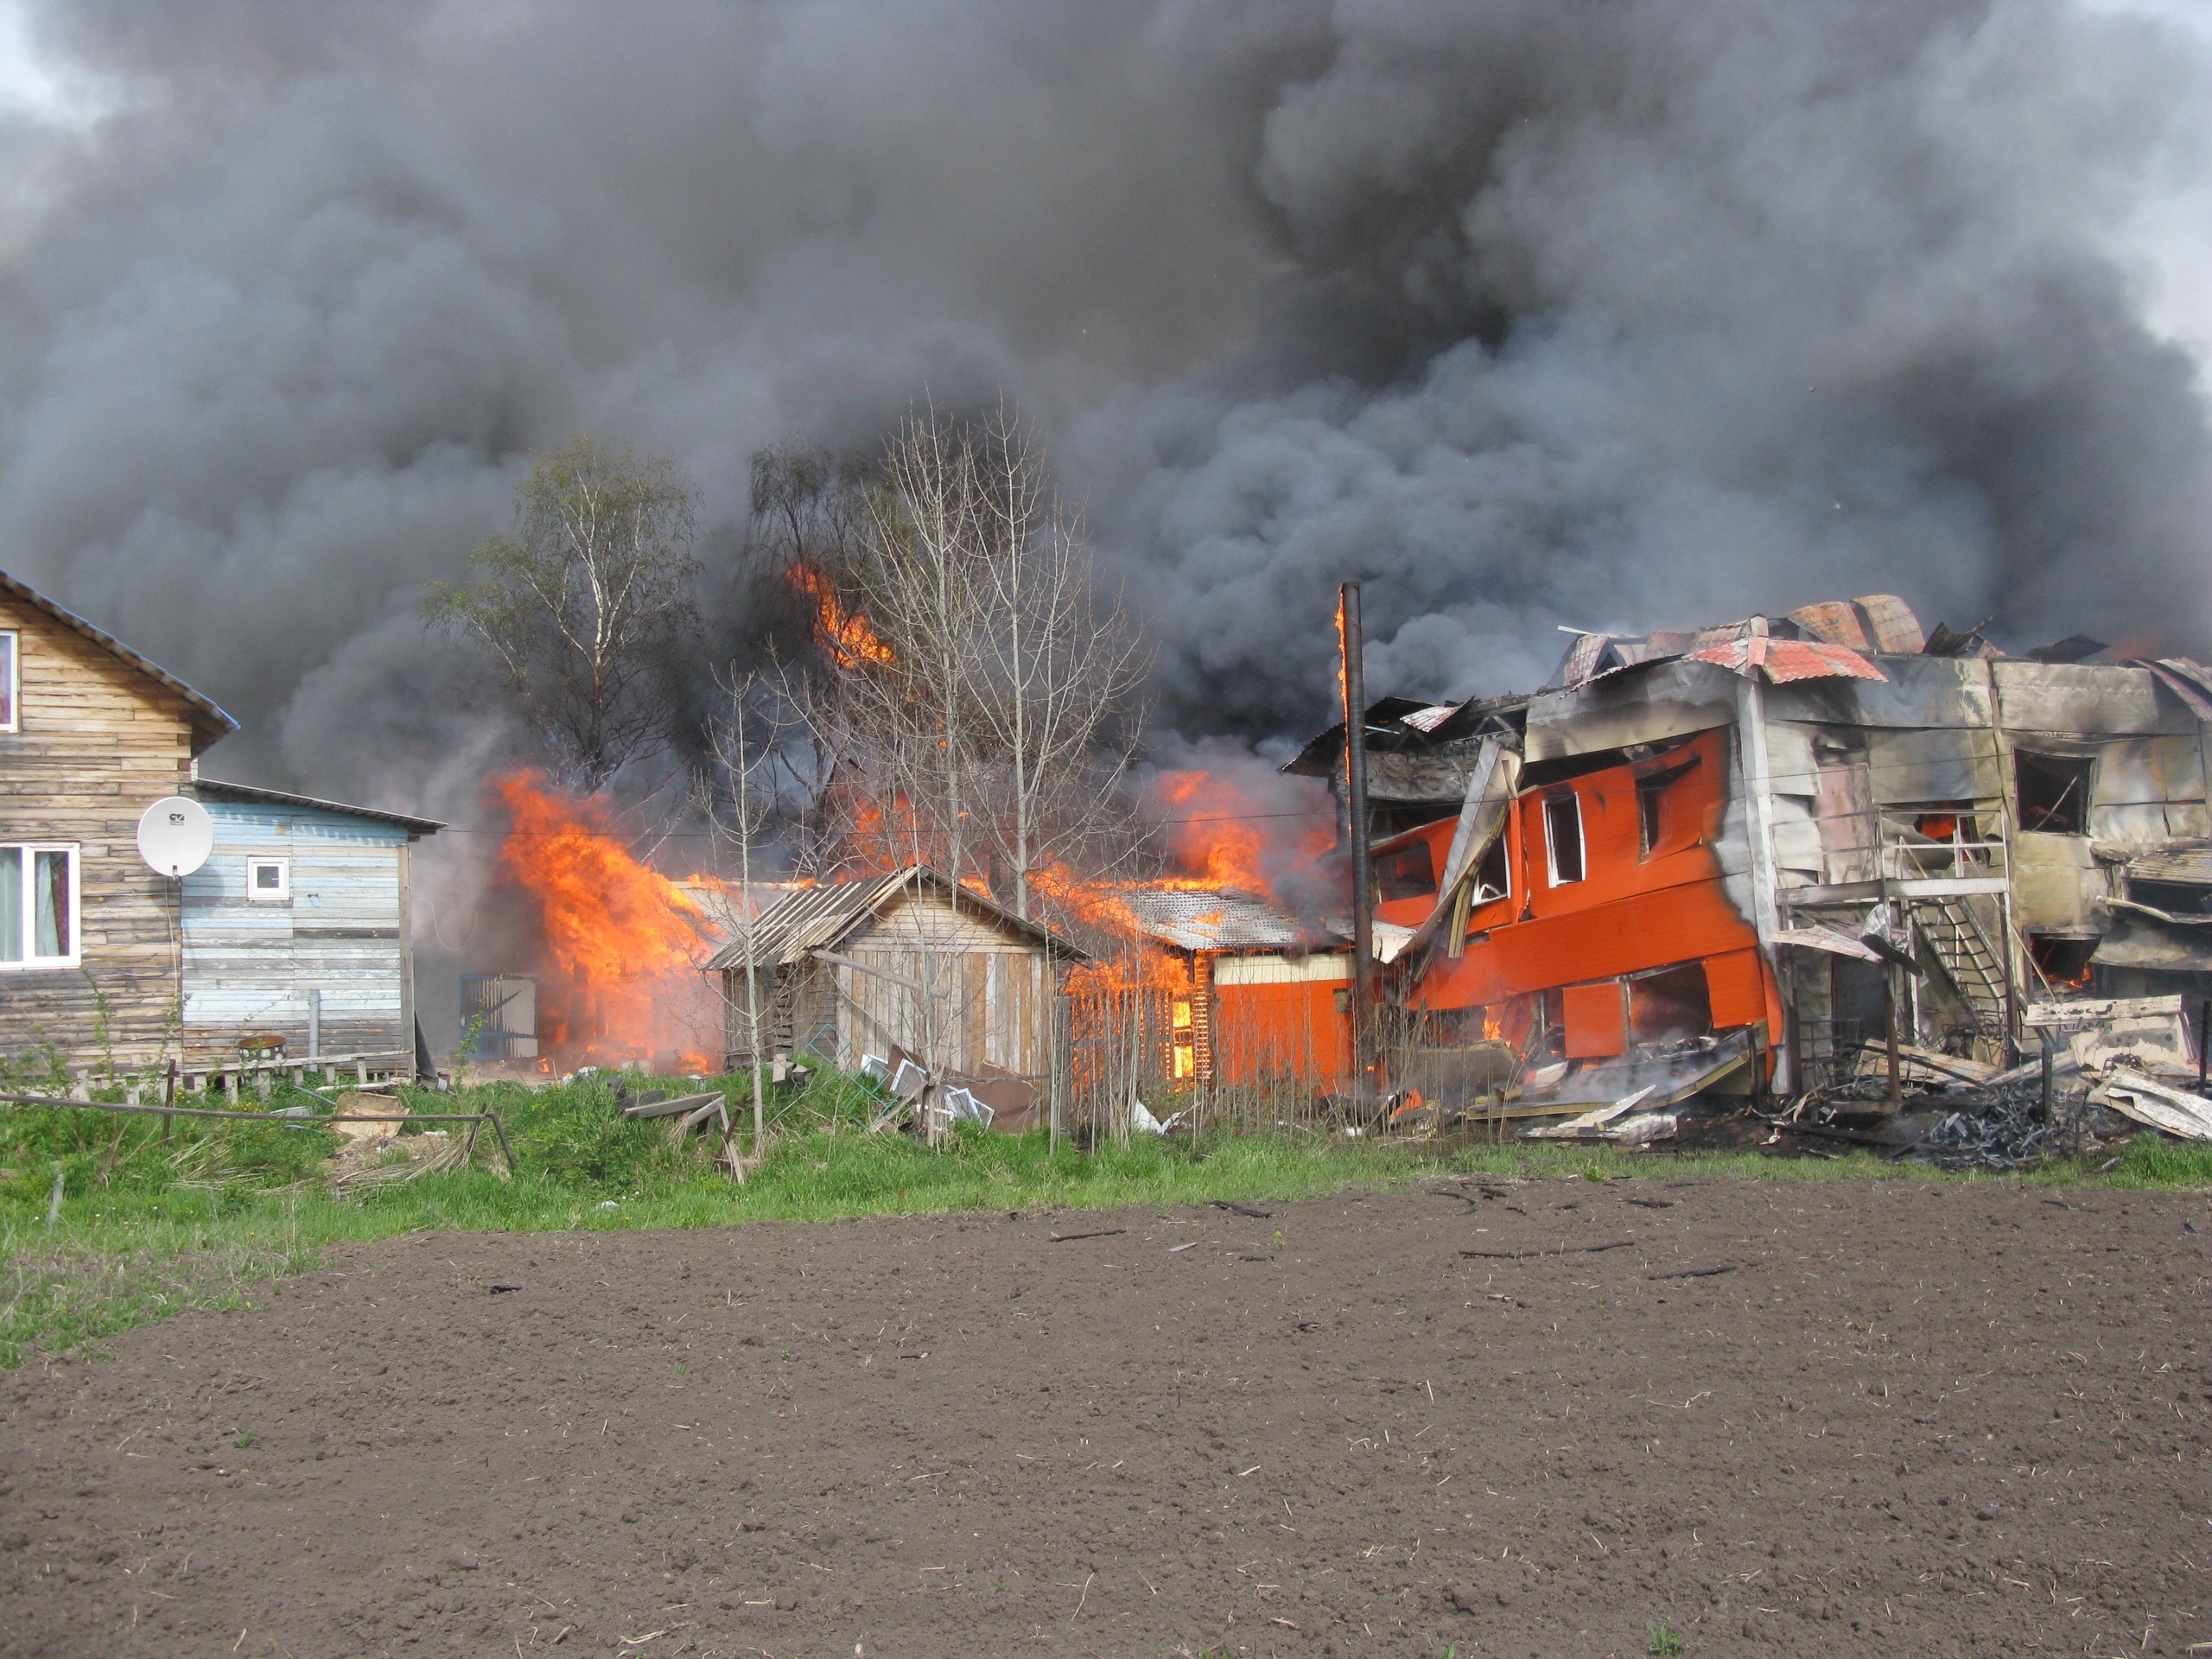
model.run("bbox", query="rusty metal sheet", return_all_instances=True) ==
[1764,654,1994,730]
[1866,728,2003,804]
[1687,636,1885,683]
[1523,658,1738,762]
[1992,661,2196,736]
[1783,594,1926,654]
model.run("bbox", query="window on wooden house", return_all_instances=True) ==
[246,857,290,902]
[2016,752,2093,836]
[1543,793,1585,885]
[0,844,77,966]
[0,631,15,732]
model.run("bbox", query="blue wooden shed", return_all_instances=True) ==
[178,779,443,1066]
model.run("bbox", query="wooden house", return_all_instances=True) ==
[705,867,1085,1081]
[181,780,442,1065]
[0,569,235,1071]
[1071,887,1354,1103]
[0,568,439,1078]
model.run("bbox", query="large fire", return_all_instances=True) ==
[1150,770,1334,901]
[790,561,894,669]
[492,771,726,1071]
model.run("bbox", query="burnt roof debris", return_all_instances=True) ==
[2026,633,2111,664]
[1113,886,1348,955]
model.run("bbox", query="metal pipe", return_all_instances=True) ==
[307,988,321,1059]
[1340,582,1374,1100]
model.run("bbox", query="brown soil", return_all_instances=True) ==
[2,1176,2206,1658]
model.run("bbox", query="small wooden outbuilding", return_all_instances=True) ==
[182,779,443,1064]
[705,866,1086,1084]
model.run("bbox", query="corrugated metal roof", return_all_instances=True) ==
[0,568,238,747]
[1115,887,1349,954]
[193,778,444,837]
[704,867,1086,972]
[2127,846,2212,887]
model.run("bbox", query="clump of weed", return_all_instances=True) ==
[1648,1622,1684,1655]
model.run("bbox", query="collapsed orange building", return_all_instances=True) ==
[1290,594,2212,1121]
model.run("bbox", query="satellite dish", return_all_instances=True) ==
[137,797,214,878]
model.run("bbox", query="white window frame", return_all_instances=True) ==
[245,856,291,902]
[0,842,79,969]
[1543,792,1586,887]
[0,629,16,734]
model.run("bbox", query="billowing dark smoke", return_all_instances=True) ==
[0,1,2204,1026]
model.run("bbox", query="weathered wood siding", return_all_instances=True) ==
[181,802,413,1059]
[0,591,199,1068]
[832,888,1054,1077]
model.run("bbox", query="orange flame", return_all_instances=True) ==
[1152,771,1333,902]
[790,562,894,669]
[492,771,721,1071]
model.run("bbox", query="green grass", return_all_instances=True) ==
[1,1060,2206,1368]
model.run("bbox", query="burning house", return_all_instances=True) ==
[1292,594,2212,1120]
[705,866,1085,1088]
[1078,887,1353,1101]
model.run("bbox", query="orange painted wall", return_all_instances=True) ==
[1213,977,1351,1087]
[1408,728,1783,1059]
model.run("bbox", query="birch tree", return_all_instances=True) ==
[427,437,702,791]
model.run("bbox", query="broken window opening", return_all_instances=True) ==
[2028,934,2096,991]
[1543,793,1585,886]
[1471,833,1510,904]
[1372,840,1437,903]
[1633,755,1700,859]
[2015,751,2093,836]
[1627,963,1714,1046]
[1911,807,1977,843]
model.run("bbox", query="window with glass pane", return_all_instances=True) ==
[0,631,15,731]
[0,845,75,963]
[0,848,19,963]
[35,850,69,957]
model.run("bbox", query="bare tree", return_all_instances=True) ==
[969,409,1153,918]
[702,668,790,1173]
[738,411,1150,929]
[427,437,702,791]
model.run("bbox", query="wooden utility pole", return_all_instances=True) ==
[1340,582,1374,1101]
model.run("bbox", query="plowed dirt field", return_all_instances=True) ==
[3,1174,2205,1657]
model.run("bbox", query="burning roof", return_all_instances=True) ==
[1112,886,1347,956]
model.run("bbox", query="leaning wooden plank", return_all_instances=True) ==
[620,1090,724,1121]
[679,1098,726,1134]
